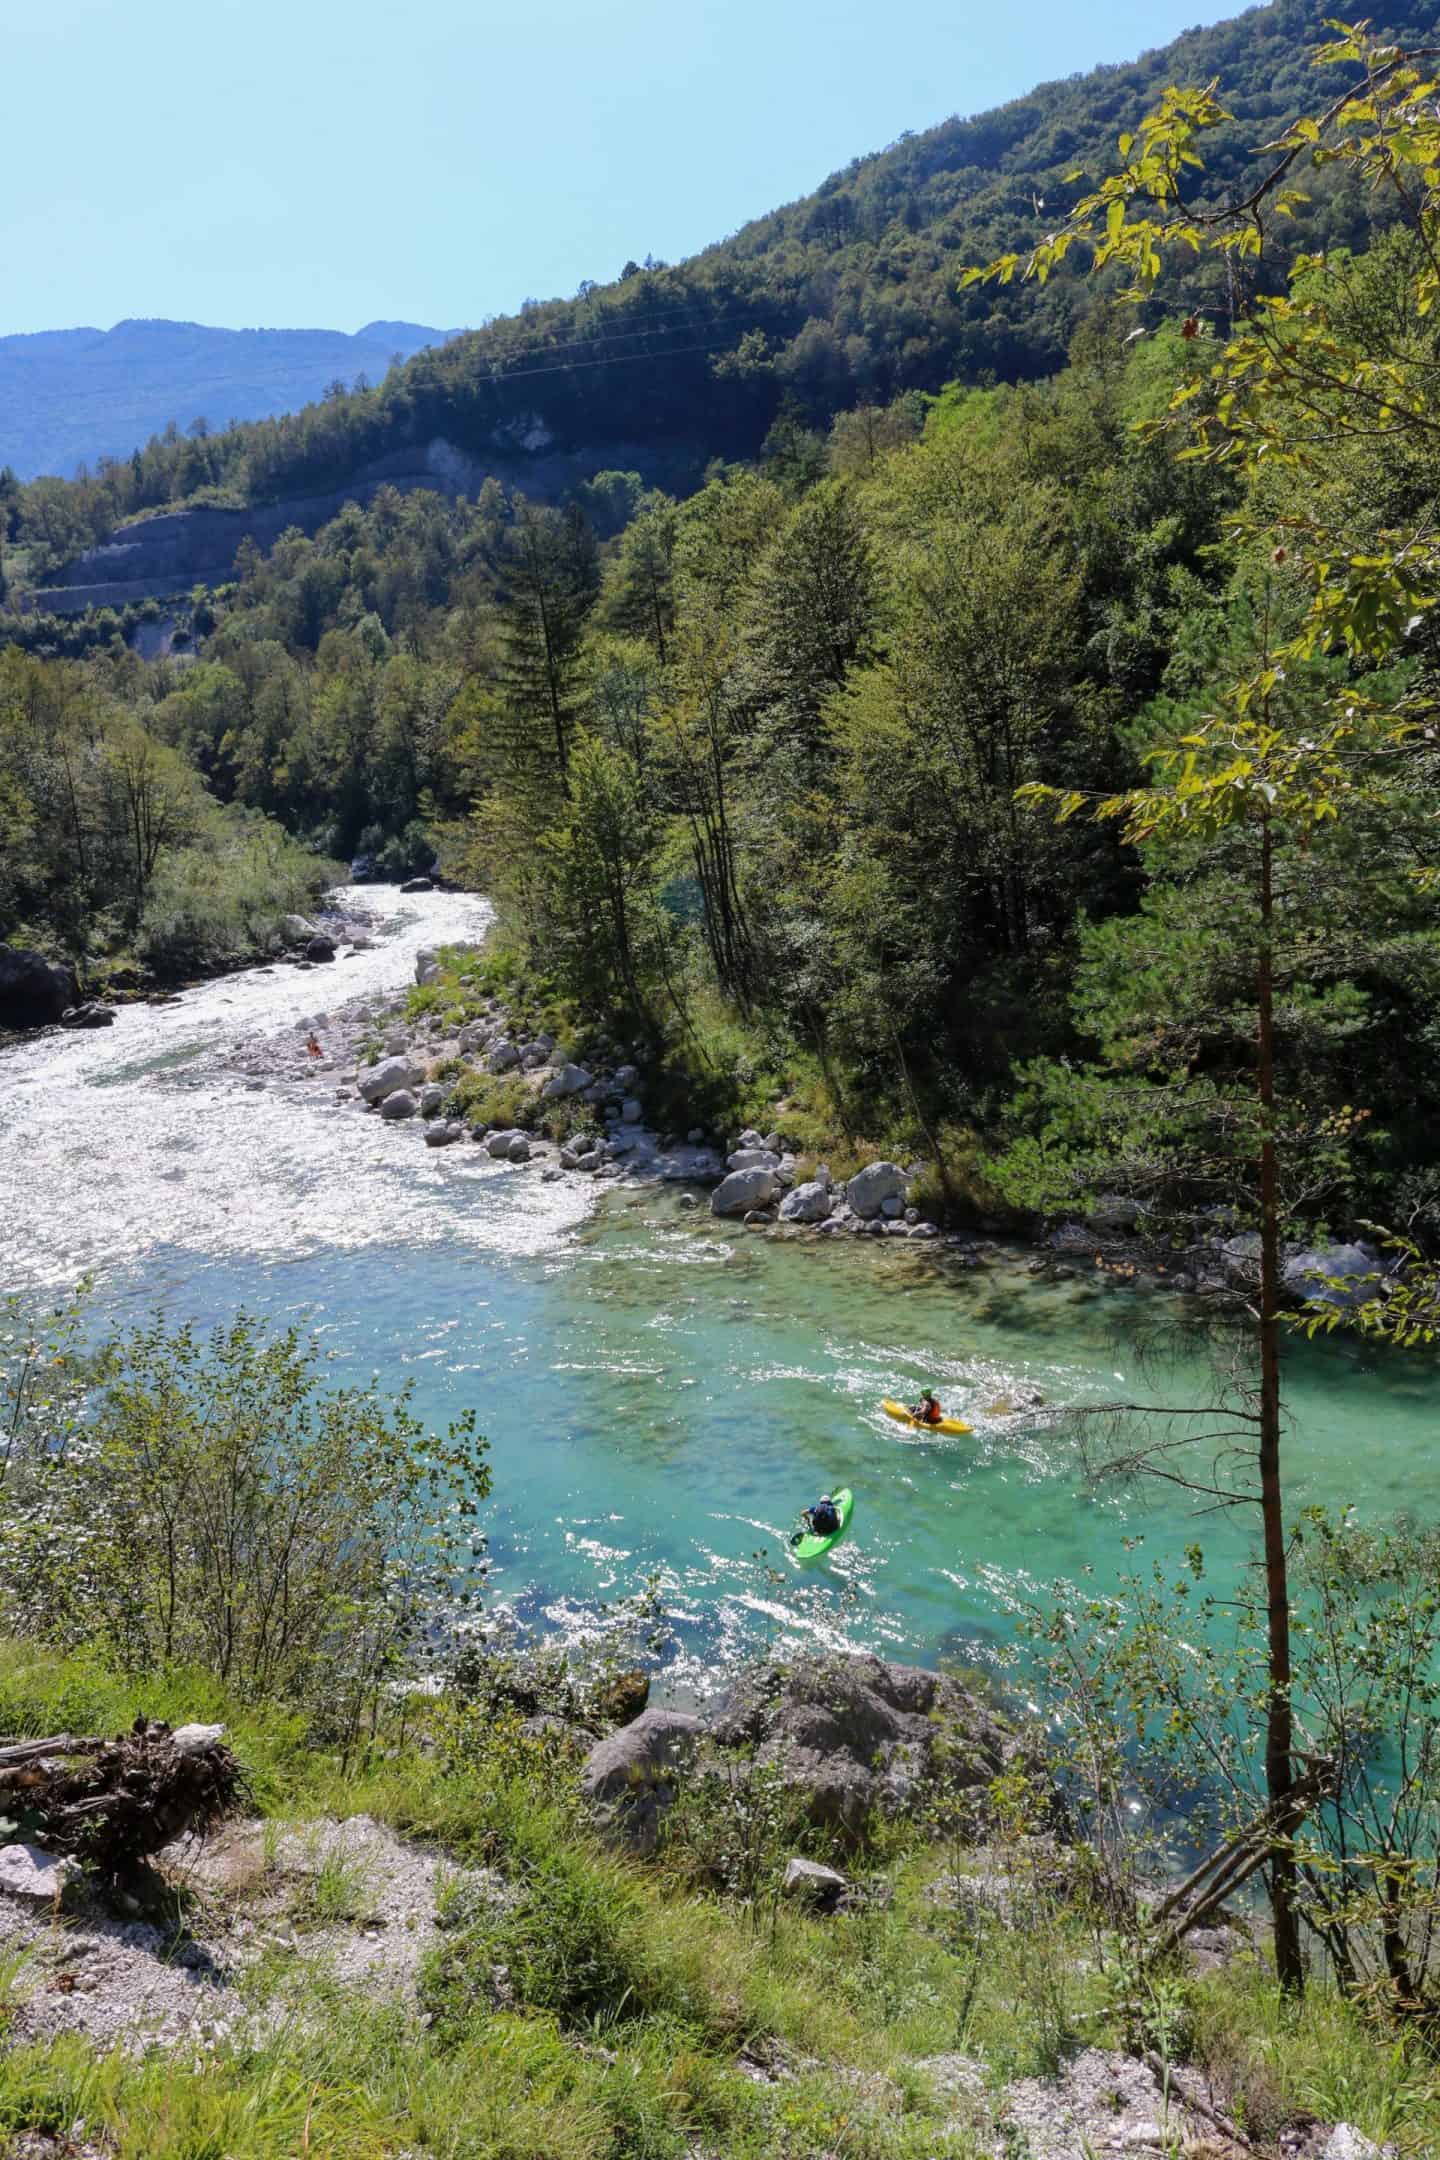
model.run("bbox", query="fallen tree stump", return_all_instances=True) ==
[0,1716,241,1878]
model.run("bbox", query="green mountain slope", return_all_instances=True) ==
[5,0,1436,570]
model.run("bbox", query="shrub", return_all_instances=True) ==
[449,1070,534,1132]
[0,1309,490,1747]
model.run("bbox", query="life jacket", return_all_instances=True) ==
[812,1498,840,1533]
[921,1400,942,1424]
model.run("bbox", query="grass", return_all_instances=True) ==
[2,1640,1437,2157]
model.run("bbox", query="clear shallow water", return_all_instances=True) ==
[4,896,1439,1700]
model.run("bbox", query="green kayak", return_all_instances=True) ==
[791,1487,854,1562]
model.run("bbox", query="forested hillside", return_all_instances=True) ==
[0,317,446,483]
[3,0,1436,589]
[4,1,1440,1251]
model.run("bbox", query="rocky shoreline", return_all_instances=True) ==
[223,936,979,1244]
[220,933,1385,1313]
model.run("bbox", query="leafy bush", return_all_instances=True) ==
[449,1070,534,1132]
[0,1308,489,1746]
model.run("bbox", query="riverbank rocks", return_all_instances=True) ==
[0,945,78,1029]
[400,876,435,893]
[379,1089,418,1120]
[424,1120,464,1147]
[711,1652,1021,1839]
[486,1039,520,1072]
[281,914,316,943]
[60,1001,116,1028]
[780,1180,833,1225]
[579,1709,706,1854]
[846,1161,909,1221]
[359,1056,422,1105]
[712,1165,780,1217]
[306,934,336,963]
[484,1127,526,1158]
[728,1146,781,1173]
[1284,1242,1381,1311]
[414,949,441,987]
[543,1062,593,1099]
[417,1083,445,1116]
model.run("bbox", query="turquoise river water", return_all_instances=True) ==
[4,888,1438,1703]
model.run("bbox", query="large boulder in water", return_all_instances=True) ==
[710,1652,1020,1838]
[846,1161,909,1221]
[580,1709,706,1854]
[0,947,78,1029]
[711,1166,779,1217]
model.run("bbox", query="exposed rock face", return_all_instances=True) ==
[711,1653,1018,1837]
[711,1166,780,1216]
[0,946,78,1029]
[579,1709,706,1854]
[846,1162,909,1221]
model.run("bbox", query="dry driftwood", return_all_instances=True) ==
[0,1715,241,1876]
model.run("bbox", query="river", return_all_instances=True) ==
[4,887,1438,1701]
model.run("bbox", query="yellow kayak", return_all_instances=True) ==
[882,1398,971,1436]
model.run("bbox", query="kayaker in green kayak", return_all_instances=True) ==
[793,1492,841,1543]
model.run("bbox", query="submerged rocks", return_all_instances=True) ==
[846,1161,909,1221]
[0,946,78,1029]
[711,1166,780,1217]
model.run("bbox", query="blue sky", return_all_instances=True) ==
[6,0,1242,337]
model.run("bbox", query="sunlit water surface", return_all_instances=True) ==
[4,888,1438,1701]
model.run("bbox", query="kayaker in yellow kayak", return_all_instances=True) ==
[911,1387,944,1426]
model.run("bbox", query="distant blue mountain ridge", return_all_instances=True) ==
[0,317,456,480]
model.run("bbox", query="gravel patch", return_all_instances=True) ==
[998,2047,1245,2158]
[0,1813,503,2056]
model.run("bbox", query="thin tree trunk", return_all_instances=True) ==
[1258,810,1303,1995]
